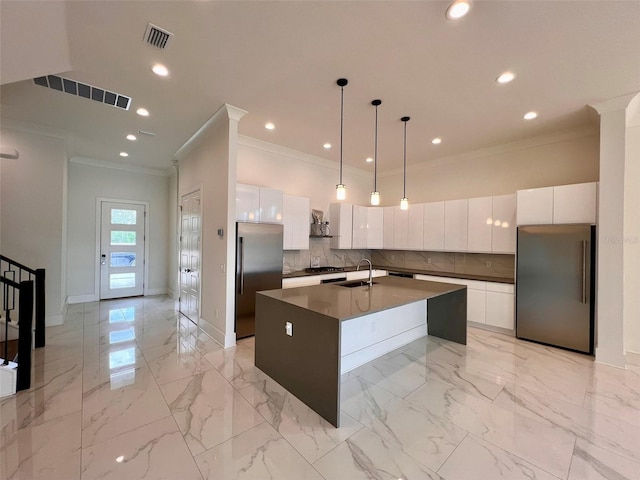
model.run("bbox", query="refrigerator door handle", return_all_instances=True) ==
[581,240,587,304]
[239,236,245,295]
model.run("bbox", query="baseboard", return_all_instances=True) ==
[144,288,167,296]
[167,288,178,299]
[67,294,98,304]
[468,322,515,336]
[198,320,236,348]
[45,314,64,327]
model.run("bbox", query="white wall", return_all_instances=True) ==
[378,129,599,204]
[167,167,179,299]
[66,160,170,301]
[624,123,640,353]
[0,128,66,325]
[177,105,244,348]
[237,136,373,222]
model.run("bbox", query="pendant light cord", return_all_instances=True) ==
[339,84,344,185]
[403,120,407,198]
[374,104,378,192]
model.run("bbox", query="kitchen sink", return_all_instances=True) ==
[336,280,377,288]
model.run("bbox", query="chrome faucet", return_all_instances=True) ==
[356,259,373,286]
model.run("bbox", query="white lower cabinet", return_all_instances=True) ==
[282,276,321,288]
[467,286,487,324]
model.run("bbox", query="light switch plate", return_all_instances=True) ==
[285,321,293,336]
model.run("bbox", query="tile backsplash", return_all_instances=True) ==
[371,250,515,279]
[283,237,371,273]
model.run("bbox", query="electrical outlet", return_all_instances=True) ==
[285,322,293,336]
[427,257,432,264]
[486,261,492,268]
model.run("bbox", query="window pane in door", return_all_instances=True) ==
[110,252,136,267]
[111,231,136,245]
[111,209,137,225]
[110,273,135,289]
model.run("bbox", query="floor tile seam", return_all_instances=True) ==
[164,408,206,480]
[79,411,174,450]
[308,420,368,469]
[2,409,83,450]
[564,435,579,480]
[432,431,469,477]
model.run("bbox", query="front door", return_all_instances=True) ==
[179,190,201,322]
[100,201,146,299]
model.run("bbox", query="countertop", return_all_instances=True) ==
[259,275,465,321]
[283,265,514,284]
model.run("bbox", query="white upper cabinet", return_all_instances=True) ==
[236,184,260,222]
[283,194,310,250]
[407,203,424,250]
[467,196,493,253]
[516,187,554,225]
[423,201,445,250]
[383,206,395,249]
[259,187,283,224]
[352,205,368,249]
[517,183,597,226]
[393,206,409,250]
[329,203,353,249]
[553,182,597,224]
[444,199,468,251]
[491,194,516,253]
[367,207,384,249]
[236,184,283,224]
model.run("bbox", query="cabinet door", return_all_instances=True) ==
[553,182,597,224]
[329,203,353,249]
[352,205,367,249]
[383,206,395,249]
[292,196,310,250]
[492,194,516,253]
[485,291,514,330]
[367,207,384,249]
[393,206,409,250]
[407,203,424,250]
[468,289,486,324]
[236,184,260,222]
[467,197,492,253]
[444,199,468,251]
[517,187,553,225]
[423,201,445,250]
[282,194,294,249]
[259,187,283,224]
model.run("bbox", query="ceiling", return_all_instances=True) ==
[1,1,639,173]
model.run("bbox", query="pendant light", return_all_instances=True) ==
[400,116,410,210]
[336,78,348,200]
[370,99,382,206]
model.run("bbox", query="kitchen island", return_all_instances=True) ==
[255,276,466,427]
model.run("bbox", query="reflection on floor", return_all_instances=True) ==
[1,295,640,479]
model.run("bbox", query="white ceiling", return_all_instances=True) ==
[1,1,639,173]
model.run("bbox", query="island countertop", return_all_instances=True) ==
[258,275,465,321]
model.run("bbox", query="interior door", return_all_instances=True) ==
[179,190,201,323]
[100,202,146,299]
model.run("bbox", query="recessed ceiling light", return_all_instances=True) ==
[524,111,538,120]
[115,456,124,463]
[152,64,169,77]
[446,0,471,19]
[323,143,332,149]
[265,122,275,130]
[119,152,129,157]
[136,108,149,117]
[366,157,373,163]
[126,134,137,141]
[496,71,516,84]
[432,137,442,145]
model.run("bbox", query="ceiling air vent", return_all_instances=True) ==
[144,23,173,49]
[33,75,131,111]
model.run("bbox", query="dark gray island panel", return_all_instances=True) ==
[255,294,342,427]
[427,288,467,345]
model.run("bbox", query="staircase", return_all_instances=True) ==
[1,255,45,397]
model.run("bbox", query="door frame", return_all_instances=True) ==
[94,197,150,300]
[179,186,203,323]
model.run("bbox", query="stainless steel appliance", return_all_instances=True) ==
[516,225,595,354]
[236,222,283,339]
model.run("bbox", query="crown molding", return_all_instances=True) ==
[70,156,171,177]
[379,126,599,177]
[0,118,69,140]
[589,91,640,116]
[237,135,372,179]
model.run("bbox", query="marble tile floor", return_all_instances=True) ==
[1,295,639,479]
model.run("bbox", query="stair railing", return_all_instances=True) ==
[0,255,45,348]
[1,275,33,391]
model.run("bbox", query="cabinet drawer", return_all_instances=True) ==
[485,282,514,294]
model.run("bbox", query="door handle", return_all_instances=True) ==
[581,240,587,304]
[185,268,191,273]
[239,237,245,295]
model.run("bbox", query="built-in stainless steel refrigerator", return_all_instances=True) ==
[235,222,283,339]
[516,225,595,354]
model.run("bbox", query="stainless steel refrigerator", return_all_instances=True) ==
[516,225,595,354]
[235,222,283,339]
